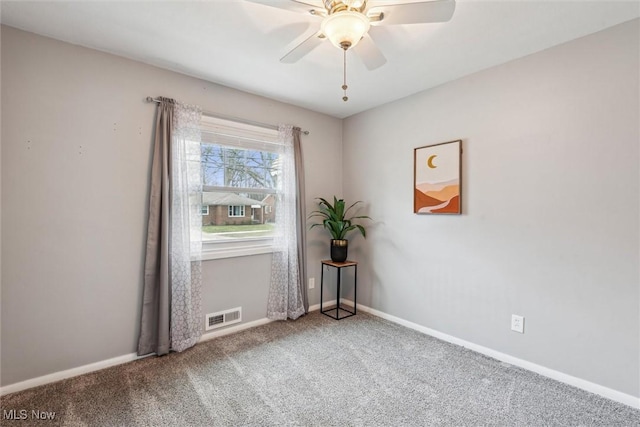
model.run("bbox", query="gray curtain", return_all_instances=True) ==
[293,128,309,313]
[138,97,174,356]
[137,98,203,356]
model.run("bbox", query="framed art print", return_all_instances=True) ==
[414,140,462,214]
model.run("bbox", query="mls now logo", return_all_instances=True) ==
[3,409,56,420]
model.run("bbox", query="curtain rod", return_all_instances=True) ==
[145,97,309,135]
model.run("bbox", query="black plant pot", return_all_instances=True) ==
[330,239,348,263]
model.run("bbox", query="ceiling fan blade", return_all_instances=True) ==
[280,31,325,63]
[353,34,387,70]
[369,0,455,25]
[245,0,324,15]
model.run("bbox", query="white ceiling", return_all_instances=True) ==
[1,1,638,118]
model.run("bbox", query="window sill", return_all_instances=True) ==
[201,238,274,261]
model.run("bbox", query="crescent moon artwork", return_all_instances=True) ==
[427,155,437,169]
[414,140,462,215]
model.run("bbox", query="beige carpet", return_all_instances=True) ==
[1,311,638,426]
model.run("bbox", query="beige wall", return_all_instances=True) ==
[343,19,639,398]
[0,25,343,386]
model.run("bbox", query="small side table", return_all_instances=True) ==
[320,260,357,320]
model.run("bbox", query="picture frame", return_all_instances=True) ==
[414,140,462,214]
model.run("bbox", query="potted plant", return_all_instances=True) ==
[308,197,371,262]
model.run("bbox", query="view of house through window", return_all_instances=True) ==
[200,116,281,244]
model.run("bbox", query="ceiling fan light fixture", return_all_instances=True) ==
[321,11,370,50]
[343,0,366,10]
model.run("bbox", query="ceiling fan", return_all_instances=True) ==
[246,0,456,101]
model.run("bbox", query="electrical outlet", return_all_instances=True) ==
[308,278,315,289]
[511,314,524,333]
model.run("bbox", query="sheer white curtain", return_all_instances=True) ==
[267,125,305,320]
[171,102,203,352]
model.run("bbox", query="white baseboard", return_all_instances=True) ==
[199,317,274,342]
[308,299,337,313]
[1,317,275,396]
[352,302,640,410]
[0,352,146,396]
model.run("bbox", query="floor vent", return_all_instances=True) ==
[205,307,242,331]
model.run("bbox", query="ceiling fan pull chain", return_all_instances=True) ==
[342,47,349,102]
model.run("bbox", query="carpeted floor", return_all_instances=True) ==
[1,311,639,426]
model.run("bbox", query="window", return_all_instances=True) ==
[228,205,245,217]
[201,205,209,215]
[200,115,282,259]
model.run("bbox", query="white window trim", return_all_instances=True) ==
[201,237,275,260]
[228,205,245,217]
[201,205,209,215]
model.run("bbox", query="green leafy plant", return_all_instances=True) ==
[308,197,371,240]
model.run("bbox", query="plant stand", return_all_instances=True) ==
[320,260,358,320]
